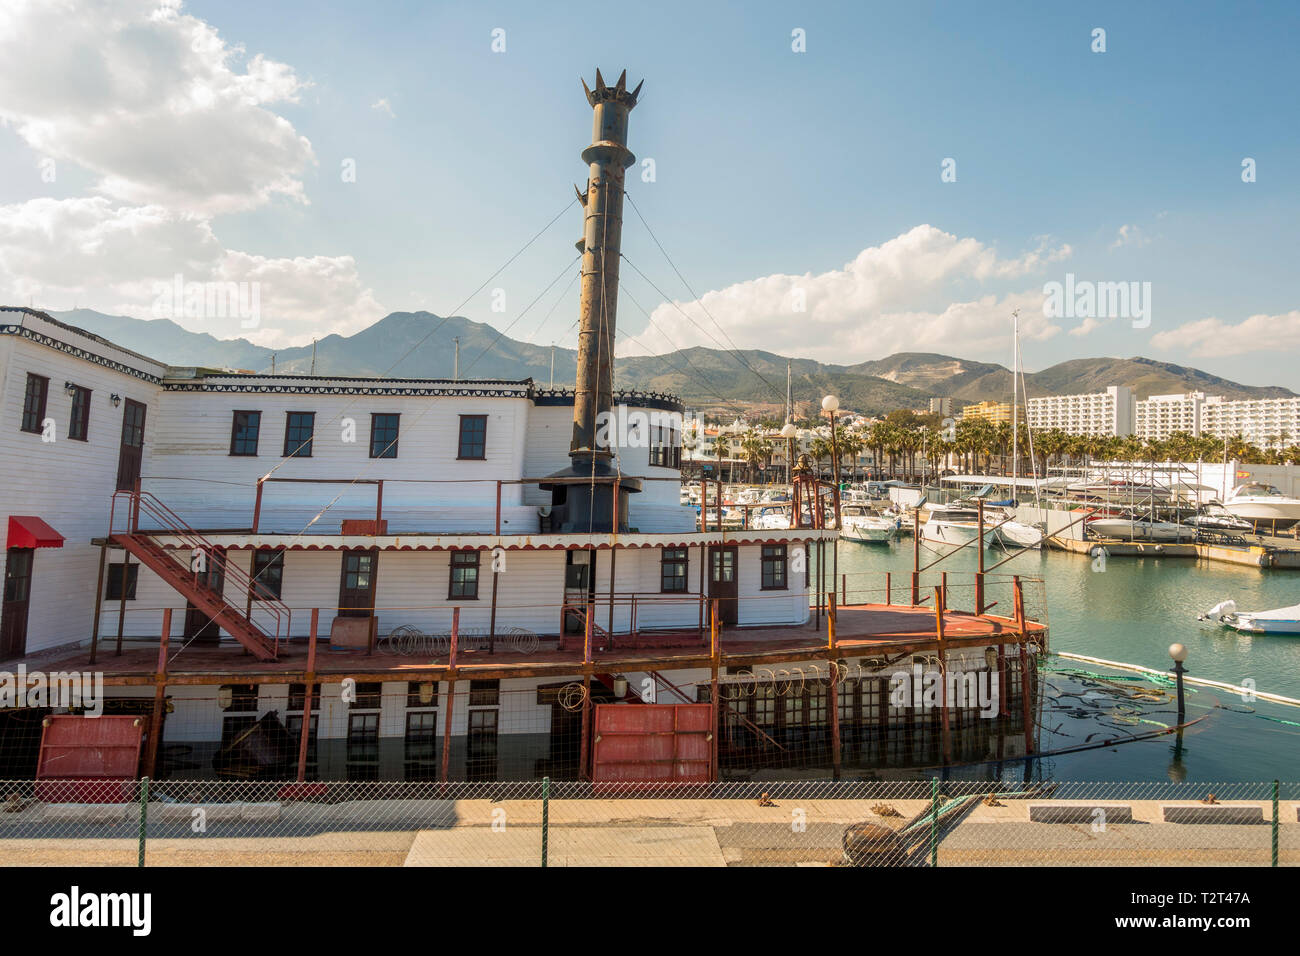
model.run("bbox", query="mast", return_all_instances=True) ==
[1011,309,1019,488]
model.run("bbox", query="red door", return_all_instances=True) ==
[115,399,146,491]
[1,548,34,658]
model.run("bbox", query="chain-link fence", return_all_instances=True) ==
[1,778,1294,866]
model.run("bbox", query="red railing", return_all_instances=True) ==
[110,489,291,654]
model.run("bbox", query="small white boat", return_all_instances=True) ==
[751,506,791,530]
[922,503,1043,549]
[1199,598,1300,635]
[1186,506,1254,534]
[1222,483,1300,530]
[839,505,899,543]
[1086,512,1195,542]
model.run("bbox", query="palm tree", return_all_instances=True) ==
[809,436,832,479]
[740,429,771,484]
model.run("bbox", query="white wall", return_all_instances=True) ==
[0,313,164,654]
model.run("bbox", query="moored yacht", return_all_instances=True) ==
[1222,482,1300,530]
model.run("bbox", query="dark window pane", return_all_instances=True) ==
[457,415,487,459]
[660,547,689,592]
[284,411,314,457]
[21,374,48,433]
[761,545,787,590]
[407,681,439,708]
[448,550,480,599]
[68,385,91,441]
[370,413,399,458]
[469,679,499,706]
[105,563,138,601]
[229,410,261,455]
[251,550,284,600]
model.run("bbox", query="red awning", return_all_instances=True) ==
[7,515,65,549]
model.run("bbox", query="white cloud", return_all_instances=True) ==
[1068,316,1104,337]
[621,225,1067,362]
[1151,311,1300,357]
[0,3,384,347]
[0,197,382,346]
[0,0,315,216]
[371,98,396,118]
[1110,224,1150,250]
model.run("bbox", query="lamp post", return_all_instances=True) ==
[1169,643,1188,721]
[822,396,841,607]
[780,421,798,487]
[822,395,840,487]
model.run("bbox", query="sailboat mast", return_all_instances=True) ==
[1011,309,1019,487]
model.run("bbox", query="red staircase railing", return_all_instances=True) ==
[109,490,290,659]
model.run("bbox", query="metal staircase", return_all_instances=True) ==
[109,490,288,661]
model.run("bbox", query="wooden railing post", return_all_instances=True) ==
[296,608,319,782]
[142,608,171,779]
[935,587,952,765]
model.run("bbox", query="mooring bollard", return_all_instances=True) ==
[541,776,550,868]
[137,776,150,868]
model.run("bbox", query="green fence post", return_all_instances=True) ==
[930,778,938,867]
[1272,780,1279,868]
[541,776,550,868]
[137,776,150,868]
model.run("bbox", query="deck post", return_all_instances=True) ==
[828,592,841,779]
[440,677,456,784]
[710,600,720,781]
[488,564,499,655]
[976,499,986,614]
[941,570,948,610]
[911,511,920,605]
[935,586,953,767]
[885,571,891,606]
[88,539,108,665]
[252,478,263,534]
[142,608,171,779]
[296,608,319,782]
[495,480,501,535]
[376,479,383,526]
[115,547,130,656]
[449,606,460,669]
[1013,576,1035,754]
[579,672,593,781]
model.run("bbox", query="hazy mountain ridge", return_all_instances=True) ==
[44,308,1296,414]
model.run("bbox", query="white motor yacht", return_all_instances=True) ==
[1222,482,1300,530]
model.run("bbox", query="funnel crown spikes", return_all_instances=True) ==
[582,70,642,108]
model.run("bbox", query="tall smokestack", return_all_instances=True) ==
[571,68,642,462]
[540,69,645,534]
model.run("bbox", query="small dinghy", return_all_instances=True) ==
[1199,598,1300,635]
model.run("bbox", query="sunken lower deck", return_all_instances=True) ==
[47,604,1046,685]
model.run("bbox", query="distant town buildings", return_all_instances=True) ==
[960,400,1016,425]
[1026,386,1134,437]
[929,397,953,416]
[1026,386,1300,450]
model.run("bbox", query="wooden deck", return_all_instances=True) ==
[28,604,1045,686]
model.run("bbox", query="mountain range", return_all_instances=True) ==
[46,308,1296,418]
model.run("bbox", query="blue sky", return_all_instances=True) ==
[1,0,1296,387]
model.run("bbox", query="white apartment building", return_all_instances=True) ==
[1201,396,1300,450]
[1026,386,1135,437]
[1135,392,1205,441]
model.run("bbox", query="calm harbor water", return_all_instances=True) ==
[817,538,1300,782]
